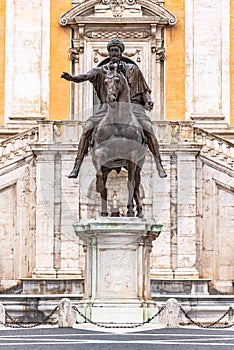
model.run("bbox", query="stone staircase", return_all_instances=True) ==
[0,120,233,173]
[194,127,234,169]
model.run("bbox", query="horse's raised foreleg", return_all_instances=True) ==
[127,161,136,217]
[134,166,143,218]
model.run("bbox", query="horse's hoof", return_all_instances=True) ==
[68,169,78,178]
[158,170,167,178]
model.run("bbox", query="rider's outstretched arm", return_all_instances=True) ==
[61,71,94,83]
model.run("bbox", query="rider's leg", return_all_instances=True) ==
[69,105,108,178]
[146,132,167,178]
[136,114,167,178]
[68,121,94,178]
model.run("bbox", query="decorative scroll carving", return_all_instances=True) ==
[101,0,136,17]
[103,250,132,291]
[151,24,166,62]
[69,25,84,62]
[155,48,166,62]
[85,30,151,40]
[93,48,142,63]
[93,49,109,63]
[124,49,141,62]
[69,48,80,62]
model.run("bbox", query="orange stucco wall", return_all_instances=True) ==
[230,2,234,126]
[0,0,5,126]
[50,0,71,120]
[51,1,185,122]
[164,0,185,121]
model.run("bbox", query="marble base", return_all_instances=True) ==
[76,303,144,323]
[73,217,162,323]
[151,278,211,295]
[20,278,84,295]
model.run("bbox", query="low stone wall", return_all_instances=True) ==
[0,295,234,326]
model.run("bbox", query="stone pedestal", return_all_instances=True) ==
[73,217,162,323]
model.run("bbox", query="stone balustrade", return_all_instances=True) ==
[0,120,233,170]
[194,128,234,169]
[0,127,38,167]
[37,120,84,144]
[36,120,195,145]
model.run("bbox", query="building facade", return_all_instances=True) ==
[0,0,233,294]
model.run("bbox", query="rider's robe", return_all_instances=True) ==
[88,62,151,107]
[84,62,153,138]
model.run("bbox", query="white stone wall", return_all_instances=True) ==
[4,0,50,124]
[185,0,230,125]
[198,160,234,294]
[0,158,36,290]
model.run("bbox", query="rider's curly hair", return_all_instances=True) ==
[107,39,125,53]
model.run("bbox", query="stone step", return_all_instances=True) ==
[20,278,211,296]
[151,278,211,295]
[20,278,84,295]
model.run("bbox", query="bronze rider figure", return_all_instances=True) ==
[61,39,167,178]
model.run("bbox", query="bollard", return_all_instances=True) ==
[0,303,5,327]
[160,298,180,328]
[58,298,76,328]
[228,305,234,325]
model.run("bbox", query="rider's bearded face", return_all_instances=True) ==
[109,46,122,63]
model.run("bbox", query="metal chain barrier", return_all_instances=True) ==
[0,306,59,328]
[72,305,166,329]
[1,302,234,329]
[180,306,234,329]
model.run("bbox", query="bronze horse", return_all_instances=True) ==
[91,63,146,217]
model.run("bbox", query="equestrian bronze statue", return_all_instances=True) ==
[61,39,166,217]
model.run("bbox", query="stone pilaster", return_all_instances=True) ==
[174,149,200,278]
[32,152,56,277]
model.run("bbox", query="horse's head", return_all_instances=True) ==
[103,64,128,105]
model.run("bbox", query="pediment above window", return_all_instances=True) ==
[60,0,177,26]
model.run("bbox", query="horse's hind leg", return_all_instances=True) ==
[101,187,108,216]
[127,161,136,217]
[134,166,143,218]
[100,167,111,216]
[96,168,107,216]
[96,168,104,194]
